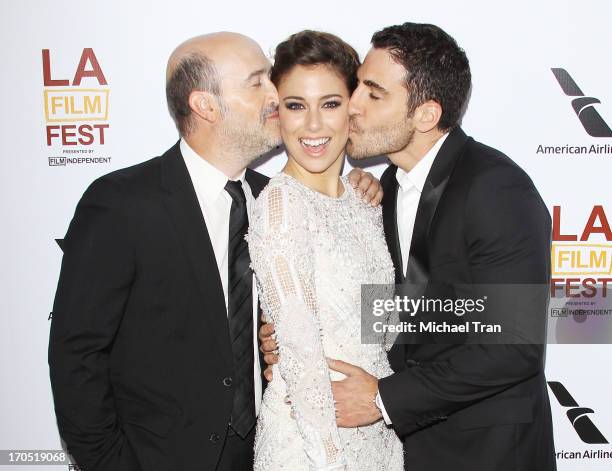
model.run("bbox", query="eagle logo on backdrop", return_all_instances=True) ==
[551,68,612,138]
[536,68,612,155]
[548,381,608,444]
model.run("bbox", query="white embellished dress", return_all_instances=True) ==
[247,172,404,471]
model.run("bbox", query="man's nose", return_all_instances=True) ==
[348,89,362,117]
[266,78,279,104]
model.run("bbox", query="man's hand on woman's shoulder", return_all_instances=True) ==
[347,168,383,206]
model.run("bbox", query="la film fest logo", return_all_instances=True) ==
[43,48,111,166]
[537,68,612,156]
[551,205,612,299]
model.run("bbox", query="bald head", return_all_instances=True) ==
[165,32,280,169]
[166,32,268,136]
[166,32,261,82]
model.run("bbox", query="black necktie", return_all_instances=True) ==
[224,180,255,438]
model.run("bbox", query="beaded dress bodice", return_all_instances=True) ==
[247,173,403,471]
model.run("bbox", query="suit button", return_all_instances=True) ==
[209,433,221,443]
[223,377,233,387]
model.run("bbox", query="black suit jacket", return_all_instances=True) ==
[378,128,556,471]
[48,142,269,471]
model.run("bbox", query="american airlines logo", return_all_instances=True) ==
[548,381,608,444]
[551,68,612,138]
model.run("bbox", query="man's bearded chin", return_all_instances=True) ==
[347,122,414,159]
[261,105,282,148]
[220,111,280,163]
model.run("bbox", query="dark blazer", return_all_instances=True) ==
[48,142,269,471]
[378,128,556,471]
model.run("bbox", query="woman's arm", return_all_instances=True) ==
[248,184,346,471]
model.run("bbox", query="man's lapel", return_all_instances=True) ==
[381,168,407,370]
[245,167,269,199]
[381,167,404,284]
[160,141,232,368]
[405,127,470,283]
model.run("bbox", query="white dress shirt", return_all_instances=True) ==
[377,133,448,425]
[180,138,262,415]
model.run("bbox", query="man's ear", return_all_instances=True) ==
[188,91,220,124]
[413,100,442,133]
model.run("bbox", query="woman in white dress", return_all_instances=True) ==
[247,31,403,471]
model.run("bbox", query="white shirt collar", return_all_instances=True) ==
[396,133,449,193]
[180,138,247,201]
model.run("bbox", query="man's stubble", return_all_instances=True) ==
[347,117,414,160]
[218,102,282,169]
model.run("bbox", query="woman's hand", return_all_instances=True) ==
[259,317,278,381]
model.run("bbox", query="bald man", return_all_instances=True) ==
[48,33,382,471]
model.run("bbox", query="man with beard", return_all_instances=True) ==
[260,23,556,471]
[48,32,381,471]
